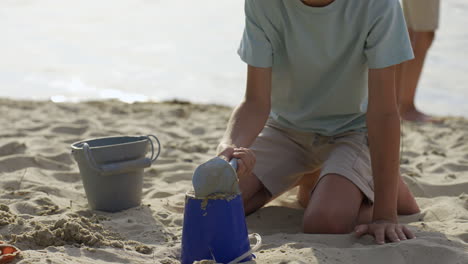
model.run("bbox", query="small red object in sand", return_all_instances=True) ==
[0,241,20,264]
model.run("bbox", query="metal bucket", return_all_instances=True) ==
[71,135,160,212]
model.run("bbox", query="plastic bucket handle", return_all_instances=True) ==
[199,233,262,264]
[229,158,238,171]
[147,134,161,163]
[227,233,262,264]
[83,134,161,175]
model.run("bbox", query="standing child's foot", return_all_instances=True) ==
[400,108,440,123]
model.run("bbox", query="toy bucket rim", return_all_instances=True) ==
[185,191,240,200]
[71,135,150,151]
[71,135,161,173]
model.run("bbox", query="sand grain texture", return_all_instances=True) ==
[0,99,467,263]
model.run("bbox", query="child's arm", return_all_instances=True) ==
[355,65,415,244]
[217,65,272,177]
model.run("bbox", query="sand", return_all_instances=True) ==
[0,99,467,264]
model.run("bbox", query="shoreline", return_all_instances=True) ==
[2,97,467,119]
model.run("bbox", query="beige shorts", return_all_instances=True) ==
[251,119,374,202]
[402,0,440,31]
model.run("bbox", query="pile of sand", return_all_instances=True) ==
[0,99,466,263]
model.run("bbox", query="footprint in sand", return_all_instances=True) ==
[72,119,91,125]
[11,196,61,216]
[20,124,49,132]
[401,150,420,158]
[154,163,196,173]
[430,166,446,173]
[0,155,70,172]
[177,141,210,153]
[52,172,81,183]
[162,120,178,127]
[34,196,62,216]
[39,153,74,165]
[450,141,465,149]
[444,163,468,172]
[444,174,457,180]
[459,193,468,210]
[151,191,173,199]
[162,171,192,183]
[0,204,17,226]
[462,153,468,161]
[457,233,468,243]
[142,182,154,189]
[10,201,38,215]
[170,108,190,118]
[404,176,468,198]
[0,142,26,157]
[51,125,88,135]
[189,127,206,136]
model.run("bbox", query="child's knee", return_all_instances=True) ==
[398,202,420,215]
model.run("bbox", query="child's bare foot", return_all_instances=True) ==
[400,107,440,123]
[400,109,431,122]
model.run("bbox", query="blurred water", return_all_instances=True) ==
[0,0,467,117]
[416,0,468,117]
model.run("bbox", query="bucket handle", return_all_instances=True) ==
[229,158,238,171]
[84,143,153,175]
[227,233,262,264]
[146,134,161,163]
[82,143,101,173]
[82,134,161,175]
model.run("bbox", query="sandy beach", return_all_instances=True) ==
[0,99,467,263]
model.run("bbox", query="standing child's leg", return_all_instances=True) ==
[398,0,440,121]
[397,29,435,122]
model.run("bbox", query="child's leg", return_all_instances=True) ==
[300,176,420,223]
[399,0,439,121]
[239,120,316,215]
[397,176,420,215]
[238,171,272,215]
[297,169,321,208]
[397,29,436,122]
[302,174,367,234]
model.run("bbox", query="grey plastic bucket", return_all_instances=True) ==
[71,135,161,212]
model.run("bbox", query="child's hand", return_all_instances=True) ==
[354,220,415,245]
[217,144,256,178]
[217,143,235,161]
[232,147,256,178]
